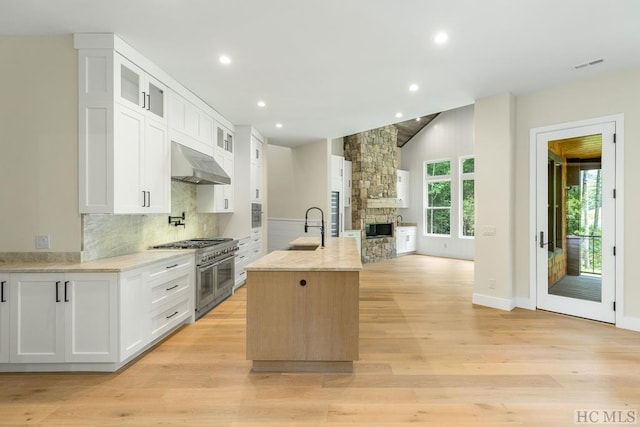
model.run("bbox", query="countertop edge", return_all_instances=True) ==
[0,250,195,273]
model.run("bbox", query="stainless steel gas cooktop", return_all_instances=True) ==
[150,238,233,250]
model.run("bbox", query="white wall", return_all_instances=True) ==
[473,94,516,310]
[513,66,640,321]
[267,140,330,249]
[0,35,81,252]
[400,104,475,260]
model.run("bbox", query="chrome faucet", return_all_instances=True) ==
[304,207,325,247]
[396,214,403,226]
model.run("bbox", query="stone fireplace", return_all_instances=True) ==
[344,125,398,263]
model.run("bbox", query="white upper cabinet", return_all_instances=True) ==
[343,160,352,208]
[115,55,167,124]
[197,123,235,213]
[168,90,214,155]
[216,124,234,156]
[251,136,263,202]
[77,48,170,214]
[331,155,344,192]
[397,169,410,208]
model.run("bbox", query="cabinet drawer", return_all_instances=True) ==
[150,296,190,341]
[149,271,190,312]
[147,256,192,282]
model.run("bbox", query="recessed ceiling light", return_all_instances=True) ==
[219,55,231,65]
[434,32,448,44]
[409,84,419,92]
[257,101,266,108]
[416,117,421,122]
[275,123,283,128]
[395,112,403,119]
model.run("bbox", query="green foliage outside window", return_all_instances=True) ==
[425,160,451,235]
[462,179,475,237]
[460,157,475,238]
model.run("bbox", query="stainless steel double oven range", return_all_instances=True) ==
[151,238,238,319]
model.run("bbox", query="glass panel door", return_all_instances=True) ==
[120,64,140,106]
[147,78,165,120]
[535,122,615,323]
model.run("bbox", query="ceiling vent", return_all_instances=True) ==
[573,58,604,70]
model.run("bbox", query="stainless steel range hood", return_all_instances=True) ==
[171,142,231,185]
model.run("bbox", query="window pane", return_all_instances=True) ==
[462,179,475,237]
[426,161,450,177]
[462,157,475,174]
[426,208,451,235]
[427,182,451,207]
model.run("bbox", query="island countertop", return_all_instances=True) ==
[245,236,362,272]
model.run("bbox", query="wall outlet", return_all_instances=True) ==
[35,234,50,249]
[482,226,497,236]
[488,279,496,289]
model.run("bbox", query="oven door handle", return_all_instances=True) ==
[198,254,234,272]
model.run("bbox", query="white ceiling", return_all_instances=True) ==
[2,0,640,147]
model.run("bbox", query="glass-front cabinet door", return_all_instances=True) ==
[115,54,166,123]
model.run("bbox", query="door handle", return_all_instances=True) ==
[1,281,6,303]
[64,281,69,302]
[142,91,147,109]
[55,281,61,302]
[539,231,552,248]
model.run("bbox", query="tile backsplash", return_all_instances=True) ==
[81,181,219,261]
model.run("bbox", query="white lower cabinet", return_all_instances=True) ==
[396,226,417,255]
[0,253,194,372]
[234,236,251,289]
[0,274,10,363]
[119,268,148,362]
[9,273,117,364]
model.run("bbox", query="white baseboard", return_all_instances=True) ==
[472,293,516,311]
[515,297,535,310]
[617,315,640,332]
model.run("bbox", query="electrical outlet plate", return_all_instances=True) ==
[35,234,50,249]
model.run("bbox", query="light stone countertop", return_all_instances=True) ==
[246,237,362,272]
[0,250,195,273]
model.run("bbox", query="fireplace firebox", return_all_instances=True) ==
[365,223,393,239]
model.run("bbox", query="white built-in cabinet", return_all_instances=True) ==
[0,274,10,363]
[397,169,410,208]
[0,254,194,372]
[251,136,263,202]
[197,123,235,213]
[77,46,170,214]
[115,55,167,124]
[9,273,118,364]
[214,125,235,212]
[396,226,417,255]
[331,155,344,192]
[168,90,214,155]
[343,160,352,207]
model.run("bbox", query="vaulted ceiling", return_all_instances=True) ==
[1,1,640,147]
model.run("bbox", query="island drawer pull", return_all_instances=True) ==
[299,279,307,287]
[166,284,179,291]
[166,311,179,319]
[165,264,179,269]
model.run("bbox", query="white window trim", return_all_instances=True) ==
[424,159,452,237]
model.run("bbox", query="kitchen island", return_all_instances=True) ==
[245,236,362,373]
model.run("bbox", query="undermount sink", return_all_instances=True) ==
[288,245,319,251]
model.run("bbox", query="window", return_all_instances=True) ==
[424,160,451,235]
[460,156,475,238]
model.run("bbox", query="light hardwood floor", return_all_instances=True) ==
[2,255,639,426]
